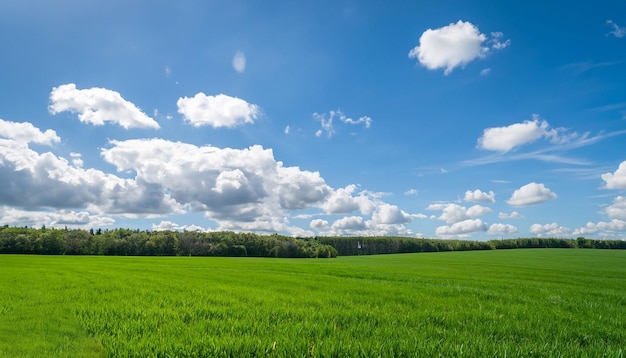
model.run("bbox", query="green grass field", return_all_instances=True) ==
[1,249,625,357]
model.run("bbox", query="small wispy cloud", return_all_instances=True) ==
[607,20,626,38]
[314,110,372,138]
[404,189,419,196]
[233,51,246,73]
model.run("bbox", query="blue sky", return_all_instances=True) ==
[1,0,626,240]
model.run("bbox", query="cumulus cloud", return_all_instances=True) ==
[152,221,206,232]
[371,203,411,225]
[601,161,626,189]
[529,223,571,237]
[49,83,159,129]
[0,206,114,229]
[322,184,377,215]
[605,196,626,220]
[498,211,523,219]
[310,219,329,229]
[314,110,372,138]
[0,136,179,215]
[319,215,415,237]
[0,119,60,146]
[477,116,565,152]
[177,93,260,128]
[427,203,491,224]
[436,219,487,236]
[69,152,83,168]
[573,219,626,236]
[487,223,518,235]
[331,216,366,231]
[100,138,337,232]
[232,51,246,73]
[404,188,419,196]
[464,189,495,203]
[408,20,508,75]
[607,20,626,38]
[507,182,557,207]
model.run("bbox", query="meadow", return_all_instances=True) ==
[1,249,625,357]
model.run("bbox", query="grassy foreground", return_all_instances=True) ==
[1,250,625,357]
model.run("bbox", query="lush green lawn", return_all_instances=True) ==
[1,249,625,357]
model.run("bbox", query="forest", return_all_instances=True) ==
[0,225,624,257]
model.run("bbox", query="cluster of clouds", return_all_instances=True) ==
[3,80,626,238]
[0,85,405,236]
[423,174,626,238]
[424,184,553,238]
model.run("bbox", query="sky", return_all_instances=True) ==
[1,0,626,240]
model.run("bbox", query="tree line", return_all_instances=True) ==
[0,226,337,258]
[318,236,626,256]
[0,225,624,257]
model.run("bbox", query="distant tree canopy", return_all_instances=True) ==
[0,226,337,258]
[0,225,624,257]
[318,236,625,256]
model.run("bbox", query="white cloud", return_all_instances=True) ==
[49,83,159,129]
[466,204,492,217]
[477,116,563,152]
[314,110,372,138]
[101,139,330,219]
[436,219,487,236]
[0,119,60,146]
[216,215,314,237]
[498,211,523,219]
[480,68,491,76]
[573,219,626,236]
[507,182,557,207]
[342,115,372,128]
[232,51,247,73]
[322,215,414,237]
[331,216,366,231]
[488,32,511,50]
[408,20,508,75]
[605,196,626,220]
[404,188,419,196]
[0,135,180,215]
[69,152,83,168]
[177,93,260,128]
[487,223,518,235]
[322,184,376,215]
[529,223,571,237]
[0,206,115,229]
[152,221,206,232]
[310,219,329,229]
[426,203,491,224]
[607,20,626,38]
[371,203,411,225]
[601,161,626,189]
[464,189,495,203]
[274,166,332,210]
